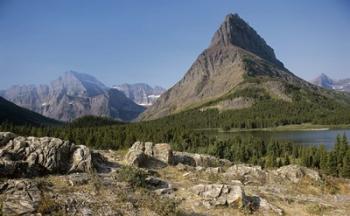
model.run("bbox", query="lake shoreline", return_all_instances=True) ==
[194,124,350,133]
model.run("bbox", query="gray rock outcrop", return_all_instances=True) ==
[1,180,42,216]
[125,141,233,169]
[173,151,232,168]
[124,141,173,168]
[190,184,246,208]
[273,165,321,183]
[224,164,267,184]
[0,132,92,178]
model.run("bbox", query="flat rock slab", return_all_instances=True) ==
[2,180,42,216]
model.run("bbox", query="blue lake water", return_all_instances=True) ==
[214,129,350,149]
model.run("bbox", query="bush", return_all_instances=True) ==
[116,166,147,188]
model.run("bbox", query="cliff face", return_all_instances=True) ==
[210,14,283,67]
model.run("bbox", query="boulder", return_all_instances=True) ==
[205,167,223,174]
[144,142,153,156]
[0,132,16,146]
[0,133,92,178]
[190,184,246,208]
[273,165,321,183]
[145,176,175,196]
[173,151,232,168]
[69,145,92,173]
[145,176,171,190]
[152,143,173,164]
[130,141,145,152]
[1,180,42,216]
[258,197,283,215]
[224,164,267,184]
[124,150,147,167]
[126,141,232,168]
[125,141,173,168]
[173,152,197,166]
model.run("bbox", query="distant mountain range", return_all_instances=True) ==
[0,71,146,122]
[2,14,349,127]
[311,74,350,92]
[113,83,166,106]
[0,96,60,126]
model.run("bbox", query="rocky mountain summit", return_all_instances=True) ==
[0,71,145,122]
[1,132,350,215]
[312,74,350,92]
[140,14,349,121]
[210,14,283,67]
[113,83,166,106]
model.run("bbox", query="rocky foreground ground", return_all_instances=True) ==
[0,132,350,216]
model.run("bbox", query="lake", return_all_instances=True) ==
[213,129,350,149]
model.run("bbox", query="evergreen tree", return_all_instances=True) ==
[326,151,338,176]
[319,145,328,171]
[284,154,290,166]
[340,150,350,178]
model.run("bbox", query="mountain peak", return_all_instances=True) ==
[315,73,333,83]
[210,13,283,67]
[312,73,334,89]
[55,71,107,97]
[114,83,166,106]
[319,73,331,79]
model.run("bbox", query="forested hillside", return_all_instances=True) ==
[0,96,60,126]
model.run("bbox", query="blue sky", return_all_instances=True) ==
[0,0,349,89]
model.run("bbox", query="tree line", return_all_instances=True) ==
[1,119,350,178]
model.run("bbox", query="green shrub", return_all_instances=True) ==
[116,166,147,188]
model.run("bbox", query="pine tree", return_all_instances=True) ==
[335,134,349,173]
[340,150,350,178]
[319,145,328,171]
[284,154,290,166]
[326,151,338,176]
[265,154,277,168]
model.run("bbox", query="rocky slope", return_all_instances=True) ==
[312,74,350,92]
[0,97,60,126]
[0,71,145,122]
[140,14,350,120]
[1,132,350,216]
[113,83,166,106]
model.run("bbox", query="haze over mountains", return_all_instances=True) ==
[141,14,350,121]
[311,74,350,92]
[0,71,146,122]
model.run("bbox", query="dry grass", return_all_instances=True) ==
[37,194,62,215]
[305,203,334,215]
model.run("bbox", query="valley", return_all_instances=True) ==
[1,9,350,216]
